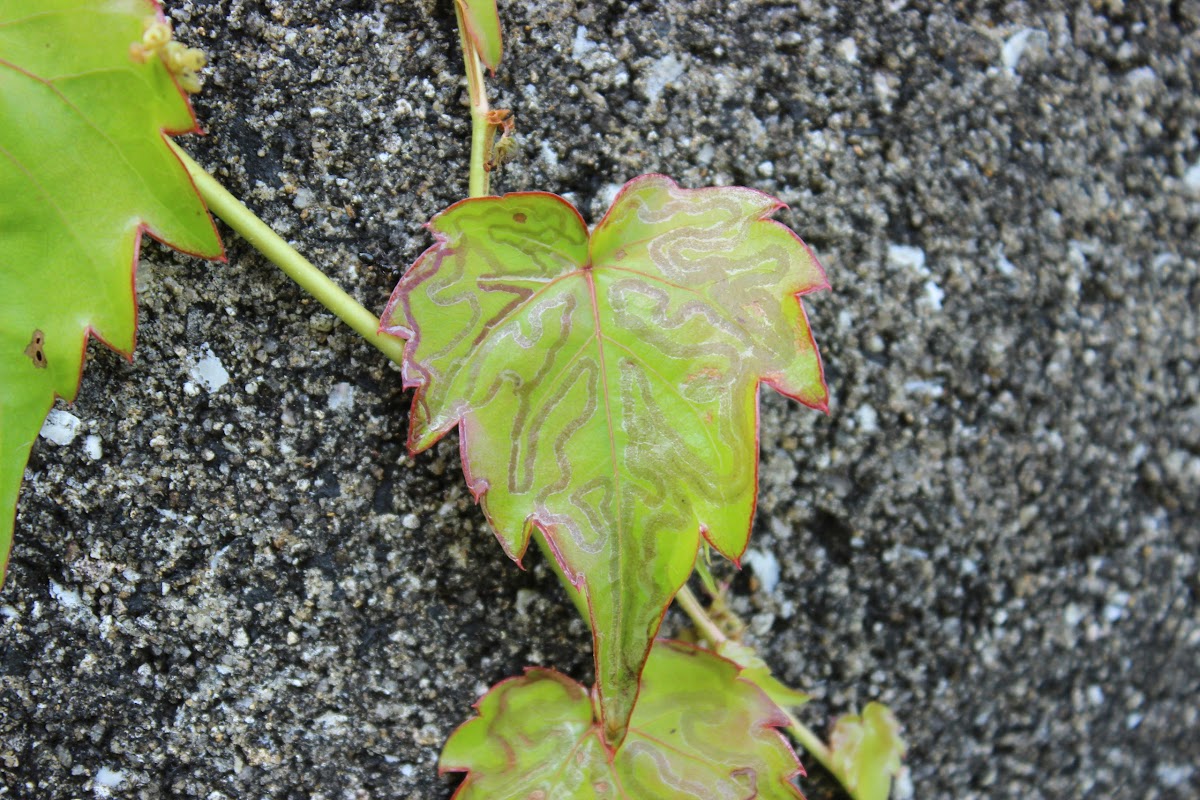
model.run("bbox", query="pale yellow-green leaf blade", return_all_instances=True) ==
[384,175,827,743]
[0,0,223,585]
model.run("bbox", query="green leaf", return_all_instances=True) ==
[383,175,827,742]
[441,640,804,799]
[717,640,811,711]
[0,0,223,585]
[828,703,907,800]
[455,0,502,71]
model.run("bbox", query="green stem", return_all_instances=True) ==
[454,0,492,198]
[675,585,726,645]
[674,584,839,783]
[784,709,838,783]
[171,143,407,367]
[693,549,720,597]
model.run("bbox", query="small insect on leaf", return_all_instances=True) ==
[484,109,517,173]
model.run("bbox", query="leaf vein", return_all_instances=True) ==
[599,333,725,474]
[0,56,198,242]
[601,263,762,344]
[445,269,583,403]
[0,141,106,298]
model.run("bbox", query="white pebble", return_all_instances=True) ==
[1125,66,1158,90]
[887,243,928,275]
[643,53,685,103]
[572,25,596,59]
[1155,764,1195,788]
[94,766,125,796]
[1183,163,1200,196]
[743,548,781,594]
[292,187,316,210]
[49,580,82,610]
[996,250,1017,276]
[40,409,81,446]
[835,37,858,63]
[854,404,879,434]
[750,611,775,637]
[922,279,945,311]
[1001,28,1041,74]
[83,434,103,460]
[189,344,229,394]
[327,382,356,412]
[598,182,624,210]
[515,589,538,616]
[903,379,944,398]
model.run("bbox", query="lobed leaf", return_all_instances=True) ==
[382,175,827,742]
[441,640,805,799]
[0,0,223,585]
[828,703,907,800]
[455,0,502,71]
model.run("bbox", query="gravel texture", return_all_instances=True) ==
[3,1,1199,798]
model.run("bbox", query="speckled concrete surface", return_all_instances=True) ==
[2,1,1198,798]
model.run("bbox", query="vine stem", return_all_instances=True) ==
[675,585,727,645]
[674,585,839,778]
[782,709,838,784]
[454,1,492,198]
[170,142,407,367]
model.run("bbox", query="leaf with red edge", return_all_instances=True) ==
[718,639,811,712]
[0,0,223,586]
[440,640,805,799]
[828,703,907,800]
[382,174,827,743]
[455,0,502,71]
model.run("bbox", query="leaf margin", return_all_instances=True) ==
[454,0,503,71]
[381,173,830,743]
[0,0,225,586]
[439,639,807,800]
